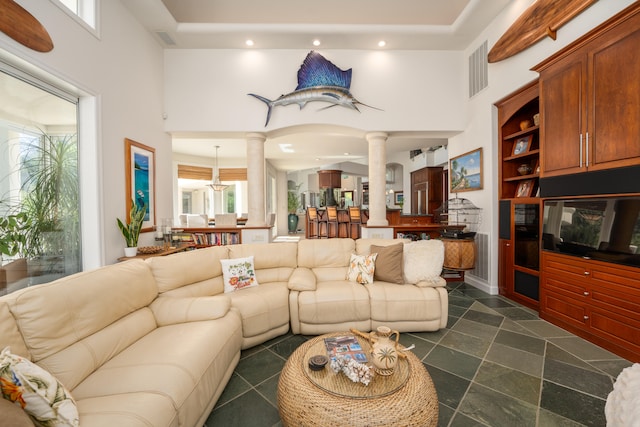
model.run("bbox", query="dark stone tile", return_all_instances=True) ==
[548,336,622,361]
[449,294,476,309]
[543,358,613,399]
[545,343,600,372]
[485,342,543,378]
[494,329,545,356]
[241,344,267,359]
[475,296,516,309]
[423,363,470,409]
[590,359,633,378]
[492,306,539,321]
[408,328,449,344]
[437,404,455,427]
[458,383,537,427]
[424,345,482,380]
[518,320,574,338]
[235,348,286,385]
[474,361,541,405]
[269,334,308,359]
[540,381,607,427]
[538,409,586,427]
[207,389,281,427]
[451,318,499,341]
[449,412,489,427]
[452,287,489,298]
[448,303,468,318]
[462,309,505,328]
[439,330,491,358]
[447,314,460,329]
[214,373,252,408]
[400,334,435,360]
[255,373,280,407]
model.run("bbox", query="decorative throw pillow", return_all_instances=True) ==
[403,240,444,283]
[221,256,259,293]
[371,243,404,284]
[0,347,79,427]
[345,253,378,285]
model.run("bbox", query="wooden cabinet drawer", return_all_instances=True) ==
[543,291,588,327]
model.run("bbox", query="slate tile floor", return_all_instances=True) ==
[206,282,632,427]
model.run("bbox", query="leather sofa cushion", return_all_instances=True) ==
[72,312,243,427]
[147,246,229,293]
[297,281,370,324]
[227,282,290,338]
[366,283,442,322]
[150,295,231,325]
[6,260,157,362]
[0,301,30,359]
[298,239,355,268]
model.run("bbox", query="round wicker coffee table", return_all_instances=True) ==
[277,332,438,426]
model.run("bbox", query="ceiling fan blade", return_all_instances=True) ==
[0,0,53,52]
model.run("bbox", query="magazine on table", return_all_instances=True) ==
[323,335,368,363]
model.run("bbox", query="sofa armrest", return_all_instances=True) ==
[415,276,447,288]
[150,295,231,326]
[288,267,317,291]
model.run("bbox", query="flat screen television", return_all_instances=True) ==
[542,196,640,268]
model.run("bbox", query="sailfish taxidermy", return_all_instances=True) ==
[248,51,380,126]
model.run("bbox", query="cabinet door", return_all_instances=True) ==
[589,20,640,170]
[498,239,513,296]
[540,53,587,176]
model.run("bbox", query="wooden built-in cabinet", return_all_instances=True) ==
[410,167,443,215]
[534,3,640,178]
[540,252,640,362]
[495,81,541,310]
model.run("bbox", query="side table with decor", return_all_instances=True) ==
[277,332,438,427]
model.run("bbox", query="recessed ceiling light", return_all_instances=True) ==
[279,143,294,153]
[245,39,254,47]
[344,152,350,156]
[378,40,386,47]
[313,39,321,46]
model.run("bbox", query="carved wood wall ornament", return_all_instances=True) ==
[488,0,597,63]
[0,0,54,52]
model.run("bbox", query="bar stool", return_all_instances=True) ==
[307,207,319,238]
[337,209,350,238]
[326,206,339,238]
[348,206,362,239]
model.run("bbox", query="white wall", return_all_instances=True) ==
[0,0,168,265]
[164,50,466,132]
[452,0,635,294]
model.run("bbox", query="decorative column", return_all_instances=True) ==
[366,132,389,226]
[245,132,267,227]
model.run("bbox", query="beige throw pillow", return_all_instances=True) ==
[370,243,404,284]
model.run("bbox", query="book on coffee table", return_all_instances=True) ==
[323,335,368,363]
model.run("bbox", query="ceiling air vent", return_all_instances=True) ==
[469,40,488,98]
[155,31,176,46]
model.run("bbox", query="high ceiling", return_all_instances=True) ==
[124,0,513,171]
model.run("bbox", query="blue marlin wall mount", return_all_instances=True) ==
[248,51,381,127]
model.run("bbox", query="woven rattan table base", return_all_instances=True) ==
[277,332,439,427]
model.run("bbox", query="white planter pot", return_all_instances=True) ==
[123,247,138,257]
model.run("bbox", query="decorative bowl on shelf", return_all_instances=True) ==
[517,164,533,175]
[519,119,532,130]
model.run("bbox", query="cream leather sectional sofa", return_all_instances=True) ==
[0,238,447,426]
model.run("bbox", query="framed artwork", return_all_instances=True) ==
[125,138,156,233]
[512,135,532,156]
[450,147,483,192]
[534,159,540,174]
[515,179,535,198]
[395,191,404,205]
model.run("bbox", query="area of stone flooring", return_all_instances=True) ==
[206,281,632,426]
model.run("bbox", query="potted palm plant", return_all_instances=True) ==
[287,182,301,233]
[117,200,147,257]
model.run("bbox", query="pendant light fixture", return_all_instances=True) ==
[208,145,228,192]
